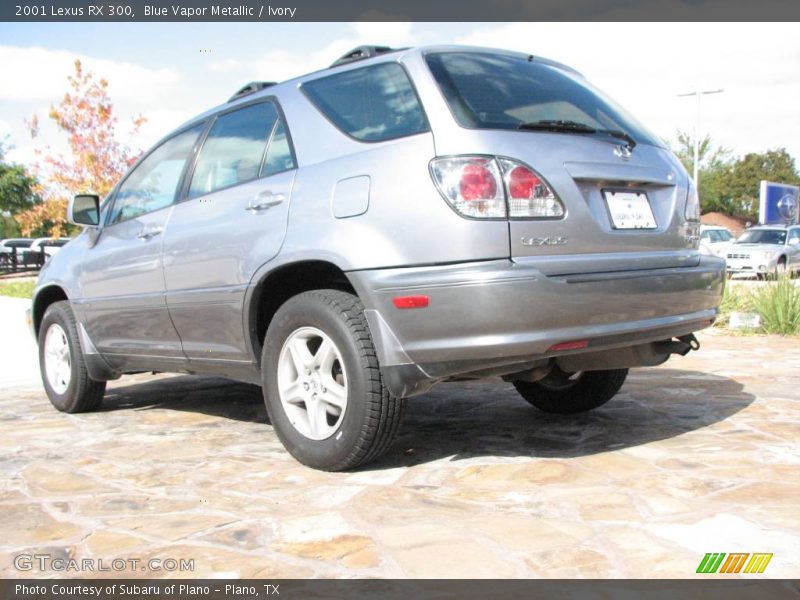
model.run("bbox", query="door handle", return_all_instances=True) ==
[137,226,163,241]
[247,191,285,212]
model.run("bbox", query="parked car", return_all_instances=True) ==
[28,45,725,470]
[726,225,800,278]
[0,238,33,267]
[699,225,734,258]
[22,238,72,266]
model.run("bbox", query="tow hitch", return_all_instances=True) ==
[656,333,700,357]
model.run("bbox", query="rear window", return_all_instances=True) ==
[425,51,661,147]
[302,63,428,142]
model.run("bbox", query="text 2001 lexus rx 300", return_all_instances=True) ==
[29,46,725,470]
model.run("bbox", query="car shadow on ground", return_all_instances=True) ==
[99,368,754,468]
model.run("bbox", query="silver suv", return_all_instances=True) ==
[30,46,725,470]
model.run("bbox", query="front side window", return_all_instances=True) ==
[425,51,661,148]
[109,125,204,225]
[302,63,428,142]
[189,102,285,198]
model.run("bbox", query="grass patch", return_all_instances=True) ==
[0,279,35,299]
[717,283,754,327]
[718,277,800,335]
[751,276,800,335]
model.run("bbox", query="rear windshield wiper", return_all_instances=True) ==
[601,129,637,150]
[517,120,637,150]
[517,120,595,133]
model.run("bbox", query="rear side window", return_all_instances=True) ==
[302,63,428,142]
[189,102,289,198]
[425,52,661,148]
[261,120,294,177]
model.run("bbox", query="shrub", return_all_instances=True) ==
[750,276,800,335]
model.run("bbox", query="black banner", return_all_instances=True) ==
[3,0,800,22]
[2,580,800,600]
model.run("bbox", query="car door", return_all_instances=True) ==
[161,100,296,362]
[75,124,206,359]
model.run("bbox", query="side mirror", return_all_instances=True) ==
[68,194,101,227]
[789,238,800,245]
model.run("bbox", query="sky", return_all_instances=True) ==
[1,22,799,168]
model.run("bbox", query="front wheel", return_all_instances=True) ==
[261,290,405,471]
[514,367,628,414]
[38,301,106,413]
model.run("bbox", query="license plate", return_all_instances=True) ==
[604,190,657,230]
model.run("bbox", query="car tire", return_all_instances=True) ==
[261,289,405,471]
[38,301,106,413]
[514,367,628,414]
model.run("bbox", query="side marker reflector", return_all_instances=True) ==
[393,295,429,309]
[548,340,589,352]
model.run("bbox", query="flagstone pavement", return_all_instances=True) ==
[1,329,798,578]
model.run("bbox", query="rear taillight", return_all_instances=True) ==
[429,157,505,218]
[430,156,564,219]
[685,179,700,221]
[498,159,564,219]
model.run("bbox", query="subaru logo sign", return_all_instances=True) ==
[760,181,799,225]
[777,194,798,221]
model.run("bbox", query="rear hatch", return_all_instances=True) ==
[423,49,699,276]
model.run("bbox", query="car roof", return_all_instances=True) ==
[172,44,582,134]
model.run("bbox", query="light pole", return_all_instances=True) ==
[677,88,724,187]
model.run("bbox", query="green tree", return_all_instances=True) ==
[718,148,799,220]
[0,139,40,217]
[670,131,732,214]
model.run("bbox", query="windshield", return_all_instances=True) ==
[737,229,786,245]
[425,51,662,147]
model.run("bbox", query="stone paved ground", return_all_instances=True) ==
[1,330,798,579]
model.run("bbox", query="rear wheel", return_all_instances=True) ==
[514,367,628,414]
[38,301,106,413]
[261,290,405,471]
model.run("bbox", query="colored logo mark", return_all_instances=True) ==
[696,553,773,574]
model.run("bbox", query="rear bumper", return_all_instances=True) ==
[348,256,725,397]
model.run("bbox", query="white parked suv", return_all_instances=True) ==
[699,225,734,258]
[726,225,800,277]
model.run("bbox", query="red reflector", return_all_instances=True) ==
[393,295,430,309]
[548,340,589,352]
[460,163,498,200]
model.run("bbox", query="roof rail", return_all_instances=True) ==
[330,45,404,68]
[228,81,277,103]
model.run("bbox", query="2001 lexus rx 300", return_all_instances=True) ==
[29,45,725,470]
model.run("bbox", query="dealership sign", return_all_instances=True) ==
[759,181,799,225]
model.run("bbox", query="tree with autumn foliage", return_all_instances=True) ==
[16,60,145,237]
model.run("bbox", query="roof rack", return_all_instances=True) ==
[228,81,277,103]
[330,45,404,68]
